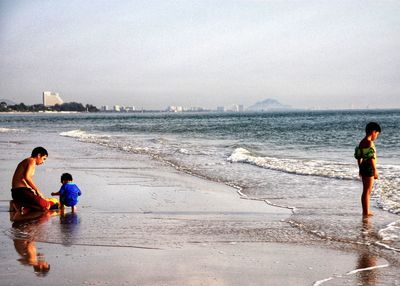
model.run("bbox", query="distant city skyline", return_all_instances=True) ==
[1,1,399,110]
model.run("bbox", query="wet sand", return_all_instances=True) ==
[0,131,396,285]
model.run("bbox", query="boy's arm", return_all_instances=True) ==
[52,185,64,197]
[24,159,45,198]
[371,158,379,179]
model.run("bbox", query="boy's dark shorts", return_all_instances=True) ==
[359,163,374,177]
[11,187,50,210]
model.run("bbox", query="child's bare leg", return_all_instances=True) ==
[60,204,65,214]
[361,176,374,216]
[71,206,75,213]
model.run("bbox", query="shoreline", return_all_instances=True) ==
[0,129,398,285]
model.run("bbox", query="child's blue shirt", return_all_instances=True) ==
[59,182,82,207]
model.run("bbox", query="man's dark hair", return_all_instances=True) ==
[365,122,381,134]
[61,173,73,182]
[31,147,48,157]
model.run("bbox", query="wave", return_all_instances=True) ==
[59,129,110,140]
[227,147,358,180]
[0,127,24,133]
[60,129,152,154]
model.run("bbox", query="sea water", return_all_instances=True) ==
[1,110,399,252]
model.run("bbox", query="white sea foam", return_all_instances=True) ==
[60,130,157,157]
[227,147,358,180]
[375,178,400,214]
[59,129,85,138]
[178,148,190,155]
[378,221,400,242]
[0,127,23,133]
[59,130,111,143]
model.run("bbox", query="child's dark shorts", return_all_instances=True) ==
[359,163,374,177]
[11,187,50,210]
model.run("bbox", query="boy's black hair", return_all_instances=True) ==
[61,173,73,182]
[31,147,48,157]
[365,122,381,134]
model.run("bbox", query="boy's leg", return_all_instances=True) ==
[361,176,374,216]
[71,205,75,213]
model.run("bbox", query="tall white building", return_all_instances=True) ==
[43,91,63,106]
[101,105,109,112]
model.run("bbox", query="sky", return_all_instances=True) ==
[0,0,399,110]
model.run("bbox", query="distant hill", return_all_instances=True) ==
[0,98,17,105]
[247,98,291,111]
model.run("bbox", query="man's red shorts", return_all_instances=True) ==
[11,187,50,210]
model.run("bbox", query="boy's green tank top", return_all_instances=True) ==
[354,146,375,160]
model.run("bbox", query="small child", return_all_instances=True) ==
[354,122,381,217]
[51,173,82,213]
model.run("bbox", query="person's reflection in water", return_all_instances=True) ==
[59,212,80,247]
[10,210,53,276]
[357,217,378,286]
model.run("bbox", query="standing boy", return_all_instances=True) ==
[11,147,50,212]
[355,122,381,217]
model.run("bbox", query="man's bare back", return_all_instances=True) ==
[12,157,35,189]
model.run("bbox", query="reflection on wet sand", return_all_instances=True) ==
[59,212,80,246]
[357,217,378,286]
[10,210,53,276]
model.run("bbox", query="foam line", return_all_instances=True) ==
[235,190,296,214]
[375,241,400,252]
[313,277,334,286]
[313,263,389,285]
[346,263,389,275]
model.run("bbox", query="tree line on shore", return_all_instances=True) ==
[0,101,99,112]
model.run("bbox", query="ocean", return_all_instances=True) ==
[1,109,399,253]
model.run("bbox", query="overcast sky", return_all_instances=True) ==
[1,0,399,109]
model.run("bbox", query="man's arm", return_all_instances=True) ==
[24,159,45,198]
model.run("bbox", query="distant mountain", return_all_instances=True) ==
[0,98,17,105]
[247,98,291,111]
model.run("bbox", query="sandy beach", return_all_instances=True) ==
[0,130,398,285]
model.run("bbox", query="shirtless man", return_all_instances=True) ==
[11,147,50,212]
